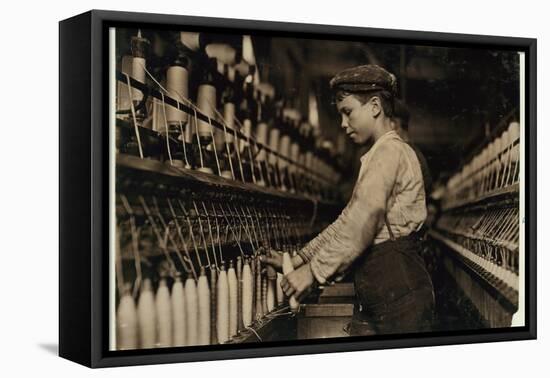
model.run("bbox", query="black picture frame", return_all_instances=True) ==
[59,9,537,368]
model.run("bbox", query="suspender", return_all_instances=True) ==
[384,213,396,241]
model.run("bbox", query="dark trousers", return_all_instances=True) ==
[349,233,435,336]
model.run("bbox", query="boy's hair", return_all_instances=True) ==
[393,99,410,131]
[334,89,395,118]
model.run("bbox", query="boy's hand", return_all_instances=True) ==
[260,249,284,272]
[281,263,315,301]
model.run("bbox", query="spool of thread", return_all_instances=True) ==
[119,57,132,112]
[276,273,284,305]
[290,142,300,173]
[210,266,218,345]
[171,277,187,347]
[266,264,277,312]
[166,65,189,126]
[137,278,156,349]
[197,84,217,137]
[282,252,299,312]
[250,255,261,322]
[184,277,198,346]
[116,284,138,350]
[255,257,263,320]
[279,135,291,169]
[221,101,236,179]
[240,119,253,153]
[509,122,520,143]
[119,56,146,111]
[268,127,280,166]
[227,261,238,337]
[242,259,253,327]
[129,57,146,84]
[197,267,211,345]
[236,257,244,333]
[152,86,165,134]
[217,265,230,343]
[155,278,172,347]
[256,122,269,161]
[250,254,256,320]
[223,102,236,144]
[214,120,227,154]
[180,32,201,51]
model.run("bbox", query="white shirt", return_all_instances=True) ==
[300,131,427,284]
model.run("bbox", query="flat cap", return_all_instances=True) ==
[330,64,397,95]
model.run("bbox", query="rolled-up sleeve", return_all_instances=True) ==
[302,141,402,284]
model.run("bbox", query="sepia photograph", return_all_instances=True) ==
[109,23,526,352]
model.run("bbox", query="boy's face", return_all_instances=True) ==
[336,94,379,145]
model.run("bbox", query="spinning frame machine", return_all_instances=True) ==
[113,29,345,350]
[112,28,525,351]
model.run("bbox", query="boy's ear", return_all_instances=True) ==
[369,96,382,118]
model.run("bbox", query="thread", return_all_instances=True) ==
[137,278,156,349]
[166,65,189,125]
[236,257,244,333]
[155,278,172,347]
[255,256,263,320]
[210,266,218,345]
[197,268,211,345]
[228,261,238,337]
[116,285,138,350]
[217,266,230,343]
[171,277,187,347]
[242,259,253,327]
[197,85,217,137]
[184,277,199,346]
[254,122,268,162]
